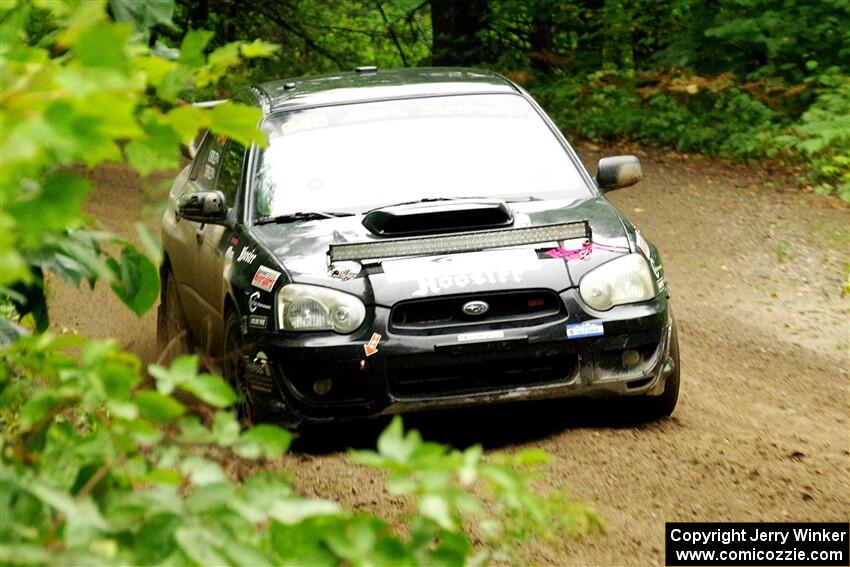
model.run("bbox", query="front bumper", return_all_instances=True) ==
[244,289,675,423]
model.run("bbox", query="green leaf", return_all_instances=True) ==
[133,390,185,422]
[206,42,240,68]
[180,373,237,408]
[180,456,226,486]
[25,480,107,529]
[11,175,90,247]
[207,102,266,147]
[165,105,210,143]
[141,468,182,486]
[135,223,162,264]
[323,515,383,562]
[236,424,293,460]
[185,482,235,513]
[210,410,241,446]
[0,544,49,565]
[240,39,280,59]
[269,498,342,525]
[175,526,229,566]
[376,416,417,463]
[178,29,214,68]
[106,244,159,316]
[155,65,193,102]
[133,512,181,565]
[149,355,199,395]
[20,391,63,429]
[513,448,551,467]
[459,445,482,486]
[71,22,132,73]
[221,542,277,567]
[420,494,456,531]
[124,118,181,175]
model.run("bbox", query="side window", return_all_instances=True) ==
[217,140,245,207]
[190,134,226,190]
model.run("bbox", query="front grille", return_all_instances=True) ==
[390,289,562,332]
[386,345,576,398]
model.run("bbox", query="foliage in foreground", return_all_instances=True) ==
[0,341,601,566]
[0,1,601,565]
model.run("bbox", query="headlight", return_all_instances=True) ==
[579,254,655,311]
[277,284,366,333]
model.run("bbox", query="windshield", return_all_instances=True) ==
[253,94,589,219]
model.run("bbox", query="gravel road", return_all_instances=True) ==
[50,145,850,565]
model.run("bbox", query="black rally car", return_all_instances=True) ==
[158,67,680,426]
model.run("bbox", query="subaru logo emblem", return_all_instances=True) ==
[462,300,489,316]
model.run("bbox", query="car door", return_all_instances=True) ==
[194,138,246,353]
[167,132,220,338]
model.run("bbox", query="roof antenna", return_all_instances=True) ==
[355,66,378,75]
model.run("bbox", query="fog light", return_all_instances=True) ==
[313,379,333,396]
[621,349,641,367]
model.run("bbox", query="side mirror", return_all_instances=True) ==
[177,190,228,224]
[595,155,642,192]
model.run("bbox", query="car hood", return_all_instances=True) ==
[252,197,632,306]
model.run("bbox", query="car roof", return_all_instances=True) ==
[252,67,520,113]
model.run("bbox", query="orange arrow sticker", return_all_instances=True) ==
[364,332,381,357]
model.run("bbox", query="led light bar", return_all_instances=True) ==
[328,221,590,262]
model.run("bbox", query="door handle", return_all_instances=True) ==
[196,224,205,245]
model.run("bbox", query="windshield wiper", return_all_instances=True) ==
[256,211,354,224]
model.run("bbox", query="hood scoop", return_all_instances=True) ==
[362,198,513,236]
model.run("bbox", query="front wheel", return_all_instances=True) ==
[223,311,257,426]
[222,311,302,430]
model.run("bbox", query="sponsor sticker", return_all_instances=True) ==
[566,320,604,339]
[248,291,272,313]
[457,330,505,342]
[364,332,381,357]
[225,246,235,260]
[237,247,257,264]
[251,265,281,292]
[649,255,663,278]
[329,261,361,281]
[208,148,220,166]
[248,314,267,329]
[383,250,542,297]
[203,163,215,180]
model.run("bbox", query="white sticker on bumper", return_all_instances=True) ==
[566,320,604,339]
[457,330,505,342]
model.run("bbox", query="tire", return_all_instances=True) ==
[634,317,680,420]
[223,310,303,430]
[156,266,191,362]
[223,310,257,426]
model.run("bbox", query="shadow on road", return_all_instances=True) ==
[291,398,675,454]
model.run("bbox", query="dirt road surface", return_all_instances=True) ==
[51,146,850,565]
